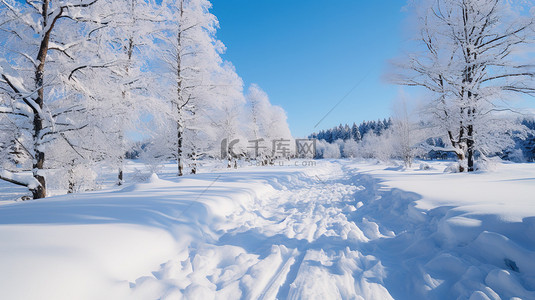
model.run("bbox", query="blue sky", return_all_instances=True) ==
[211,0,408,137]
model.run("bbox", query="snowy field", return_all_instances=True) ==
[0,159,534,299]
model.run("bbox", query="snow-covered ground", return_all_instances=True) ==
[0,159,534,299]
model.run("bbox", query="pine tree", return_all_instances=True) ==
[351,123,361,142]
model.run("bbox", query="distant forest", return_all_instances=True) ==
[309,119,393,143]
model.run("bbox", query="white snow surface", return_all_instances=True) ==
[0,159,534,299]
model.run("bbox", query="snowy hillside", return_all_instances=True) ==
[1,160,534,299]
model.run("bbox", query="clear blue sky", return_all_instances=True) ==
[211,0,408,137]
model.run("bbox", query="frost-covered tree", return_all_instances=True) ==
[245,84,292,162]
[345,124,351,140]
[153,0,230,176]
[0,0,108,199]
[146,0,254,174]
[342,139,359,158]
[246,84,269,142]
[311,119,391,144]
[93,0,162,184]
[390,97,427,167]
[316,139,341,159]
[393,0,535,171]
[209,63,246,168]
[351,123,361,141]
[358,130,395,162]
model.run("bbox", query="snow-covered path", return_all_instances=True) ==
[130,163,394,299]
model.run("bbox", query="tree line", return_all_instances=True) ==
[309,119,393,144]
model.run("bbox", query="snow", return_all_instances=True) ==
[2,73,29,95]
[342,160,535,298]
[0,159,535,299]
[0,169,40,189]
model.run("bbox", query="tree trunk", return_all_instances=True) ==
[118,9,135,185]
[191,150,197,174]
[31,0,53,199]
[177,124,183,176]
[117,134,125,186]
[118,168,124,185]
[467,124,474,172]
[67,161,75,194]
[176,0,184,177]
[448,130,466,172]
